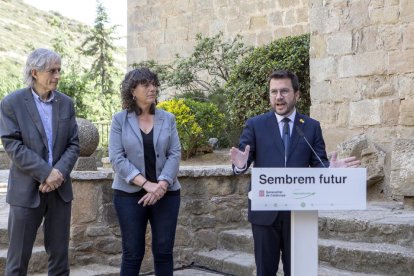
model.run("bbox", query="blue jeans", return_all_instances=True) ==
[113,190,180,276]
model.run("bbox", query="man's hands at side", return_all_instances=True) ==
[39,168,64,193]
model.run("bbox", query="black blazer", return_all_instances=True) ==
[0,88,79,208]
[236,111,329,225]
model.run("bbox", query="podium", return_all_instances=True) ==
[250,168,366,276]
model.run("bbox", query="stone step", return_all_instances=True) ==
[218,228,254,254]
[319,204,414,247]
[220,206,414,255]
[318,262,386,276]
[0,200,44,249]
[0,225,44,249]
[149,267,228,276]
[0,175,7,194]
[0,195,8,248]
[319,238,414,275]
[194,249,258,276]
[0,246,48,275]
[194,249,385,276]
[219,228,414,275]
[32,264,119,276]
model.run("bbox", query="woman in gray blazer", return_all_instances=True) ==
[109,68,181,276]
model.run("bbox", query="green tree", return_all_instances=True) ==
[50,20,97,120]
[169,32,252,95]
[132,32,252,106]
[78,0,122,121]
[79,0,119,96]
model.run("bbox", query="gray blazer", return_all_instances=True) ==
[0,88,80,208]
[109,108,181,192]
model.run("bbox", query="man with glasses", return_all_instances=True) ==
[230,70,360,275]
[0,48,79,275]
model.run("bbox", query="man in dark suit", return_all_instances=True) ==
[230,70,360,276]
[0,48,80,275]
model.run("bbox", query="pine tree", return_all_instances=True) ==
[80,0,118,96]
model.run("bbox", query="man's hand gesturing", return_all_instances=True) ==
[229,145,250,169]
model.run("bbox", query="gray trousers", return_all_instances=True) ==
[5,191,71,276]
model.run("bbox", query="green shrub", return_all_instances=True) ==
[157,99,202,159]
[157,98,225,159]
[183,99,226,147]
[225,34,310,142]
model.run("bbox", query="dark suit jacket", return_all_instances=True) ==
[0,87,80,208]
[236,110,329,225]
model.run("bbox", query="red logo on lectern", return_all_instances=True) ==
[259,190,265,197]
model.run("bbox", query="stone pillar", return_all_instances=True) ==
[70,170,121,266]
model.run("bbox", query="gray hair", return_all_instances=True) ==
[24,48,61,87]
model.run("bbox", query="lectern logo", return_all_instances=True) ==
[259,190,265,197]
[293,190,315,199]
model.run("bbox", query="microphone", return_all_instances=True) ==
[295,125,327,168]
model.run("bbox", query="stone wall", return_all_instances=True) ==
[127,0,309,65]
[70,171,121,267]
[70,166,250,273]
[309,0,414,199]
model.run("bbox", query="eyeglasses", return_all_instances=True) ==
[270,88,292,96]
[45,68,61,75]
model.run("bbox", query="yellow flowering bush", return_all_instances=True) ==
[157,99,203,159]
[158,98,225,159]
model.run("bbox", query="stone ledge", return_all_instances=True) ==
[70,166,252,180]
[71,170,114,180]
[178,165,251,177]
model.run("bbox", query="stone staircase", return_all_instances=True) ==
[318,202,414,275]
[0,194,119,275]
[193,201,414,275]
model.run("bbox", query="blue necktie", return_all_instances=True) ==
[282,117,290,166]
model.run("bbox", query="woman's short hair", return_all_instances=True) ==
[120,67,160,115]
[24,48,61,87]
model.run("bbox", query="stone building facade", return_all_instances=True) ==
[127,0,413,201]
[309,0,414,202]
[127,0,309,63]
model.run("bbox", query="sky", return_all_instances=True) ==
[22,0,127,46]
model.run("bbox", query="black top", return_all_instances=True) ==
[141,128,157,183]
[113,127,181,197]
